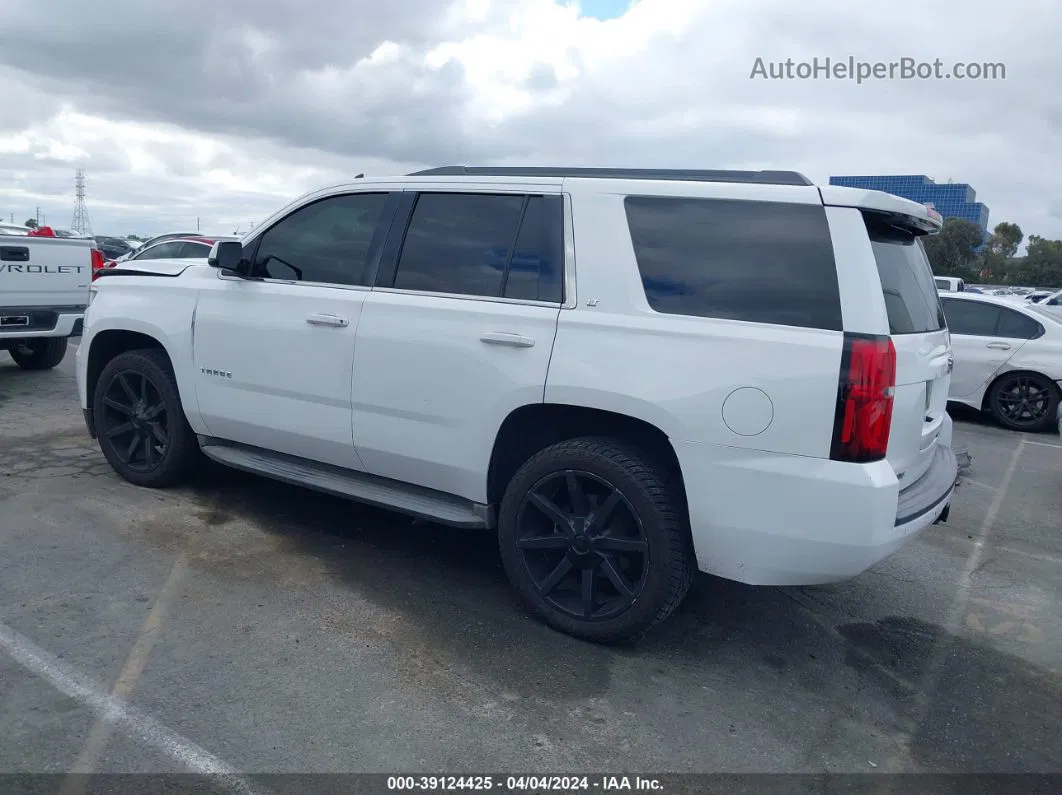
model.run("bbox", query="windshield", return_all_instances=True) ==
[865,214,946,334]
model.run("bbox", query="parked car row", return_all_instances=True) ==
[939,292,1062,431]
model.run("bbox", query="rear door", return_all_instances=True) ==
[864,213,952,485]
[351,188,564,503]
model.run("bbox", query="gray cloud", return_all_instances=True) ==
[1,0,1059,241]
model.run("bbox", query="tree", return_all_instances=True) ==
[1020,235,1062,288]
[922,218,983,279]
[986,221,1023,258]
[978,221,1024,282]
[23,218,38,229]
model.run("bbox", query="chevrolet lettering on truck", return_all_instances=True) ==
[76,166,958,643]
[1,233,100,370]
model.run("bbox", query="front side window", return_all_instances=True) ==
[941,298,1001,336]
[252,192,391,285]
[624,196,843,330]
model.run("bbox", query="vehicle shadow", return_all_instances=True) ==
[177,461,1061,772]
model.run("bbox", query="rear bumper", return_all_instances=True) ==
[0,304,85,342]
[675,439,957,586]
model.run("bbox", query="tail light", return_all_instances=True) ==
[90,248,105,281]
[830,333,896,463]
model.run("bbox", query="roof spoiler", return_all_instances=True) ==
[818,186,944,236]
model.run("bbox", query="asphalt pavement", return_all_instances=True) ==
[1,343,1059,782]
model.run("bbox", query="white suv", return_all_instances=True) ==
[76,166,958,643]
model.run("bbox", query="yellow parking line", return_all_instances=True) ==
[57,553,188,795]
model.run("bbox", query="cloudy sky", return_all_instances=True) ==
[1,0,1058,242]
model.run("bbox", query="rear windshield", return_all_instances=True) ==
[865,213,946,334]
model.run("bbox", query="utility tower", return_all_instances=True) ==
[71,169,93,236]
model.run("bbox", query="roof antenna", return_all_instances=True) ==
[354,173,364,179]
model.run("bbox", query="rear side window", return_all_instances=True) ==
[997,307,1042,339]
[134,241,184,260]
[176,241,210,258]
[392,192,564,302]
[624,196,842,330]
[865,213,946,334]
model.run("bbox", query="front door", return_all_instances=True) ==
[192,190,399,469]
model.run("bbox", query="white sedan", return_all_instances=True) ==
[940,292,1062,431]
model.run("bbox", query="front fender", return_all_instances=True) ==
[81,278,205,431]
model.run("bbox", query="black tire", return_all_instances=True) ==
[497,437,695,644]
[9,338,68,370]
[93,348,201,487]
[987,371,1060,432]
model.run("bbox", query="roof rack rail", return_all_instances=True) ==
[406,166,813,187]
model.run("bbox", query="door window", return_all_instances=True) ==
[941,298,1001,336]
[499,195,564,303]
[252,192,392,285]
[392,193,524,298]
[387,192,565,302]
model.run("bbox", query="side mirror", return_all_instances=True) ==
[207,241,247,273]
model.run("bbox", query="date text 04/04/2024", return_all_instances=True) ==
[386,776,665,791]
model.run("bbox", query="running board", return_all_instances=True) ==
[198,438,492,529]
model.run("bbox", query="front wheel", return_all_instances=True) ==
[497,437,695,644]
[93,349,201,487]
[988,372,1060,432]
[8,338,68,370]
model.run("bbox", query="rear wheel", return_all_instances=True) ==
[8,338,68,370]
[988,372,1060,432]
[93,349,201,487]
[497,437,694,644]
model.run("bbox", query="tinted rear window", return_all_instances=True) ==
[624,196,842,330]
[865,213,946,334]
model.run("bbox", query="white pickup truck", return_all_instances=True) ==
[0,234,97,370]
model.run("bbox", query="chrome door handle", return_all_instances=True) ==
[306,313,349,328]
[480,332,535,348]
[986,342,1011,350]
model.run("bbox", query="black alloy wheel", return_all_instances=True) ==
[93,349,200,487]
[498,438,694,644]
[989,372,1059,431]
[99,369,171,472]
[515,469,649,622]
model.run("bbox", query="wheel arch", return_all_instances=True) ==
[86,326,179,419]
[486,402,687,510]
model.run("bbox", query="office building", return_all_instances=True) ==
[828,174,990,237]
